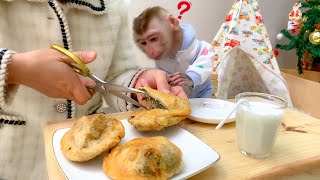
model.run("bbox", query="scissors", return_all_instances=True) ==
[50,44,145,107]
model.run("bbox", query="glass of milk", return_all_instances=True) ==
[235,92,287,158]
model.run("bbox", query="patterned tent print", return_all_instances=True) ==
[210,0,292,106]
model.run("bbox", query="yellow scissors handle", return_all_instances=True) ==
[50,44,94,95]
[50,44,90,77]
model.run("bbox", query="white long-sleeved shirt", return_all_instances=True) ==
[156,23,214,98]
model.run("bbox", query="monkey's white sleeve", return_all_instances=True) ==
[186,41,213,86]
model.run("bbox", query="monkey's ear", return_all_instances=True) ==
[168,15,180,30]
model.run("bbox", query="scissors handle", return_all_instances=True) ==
[50,44,143,107]
[50,44,90,77]
[51,44,94,95]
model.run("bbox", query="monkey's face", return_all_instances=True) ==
[134,18,174,60]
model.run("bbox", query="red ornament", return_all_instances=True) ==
[274,49,279,57]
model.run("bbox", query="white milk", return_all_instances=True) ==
[236,101,284,158]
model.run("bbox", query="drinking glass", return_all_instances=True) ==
[235,92,287,158]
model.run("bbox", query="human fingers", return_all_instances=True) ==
[54,56,93,104]
[80,76,96,88]
[134,69,172,94]
[153,70,170,93]
[36,70,92,105]
[9,49,93,105]
[61,72,92,104]
[170,86,188,100]
[56,50,96,104]
[70,77,92,105]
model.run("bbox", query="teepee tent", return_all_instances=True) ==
[211,0,292,106]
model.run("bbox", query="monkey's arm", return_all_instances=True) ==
[186,41,213,87]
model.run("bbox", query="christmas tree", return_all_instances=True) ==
[276,0,320,74]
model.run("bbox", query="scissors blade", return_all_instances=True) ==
[111,91,144,107]
[103,83,145,94]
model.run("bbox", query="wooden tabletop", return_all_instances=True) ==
[44,109,320,180]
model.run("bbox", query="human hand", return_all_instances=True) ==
[134,69,188,103]
[7,48,97,105]
[168,72,193,87]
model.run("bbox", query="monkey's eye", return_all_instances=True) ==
[140,41,147,46]
[150,37,158,42]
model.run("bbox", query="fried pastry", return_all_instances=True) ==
[102,136,183,180]
[128,87,191,131]
[60,113,125,162]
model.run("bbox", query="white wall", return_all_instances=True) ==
[128,0,298,69]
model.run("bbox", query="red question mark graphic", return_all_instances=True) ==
[177,1,192,20]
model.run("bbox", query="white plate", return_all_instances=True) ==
[188,98,236,124]
[52,120,220,180]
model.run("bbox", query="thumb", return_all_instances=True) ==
[73,51,96,64]
[139,79,149,87]
[134,78,149,89]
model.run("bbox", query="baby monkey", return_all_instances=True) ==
[133,6,213,98]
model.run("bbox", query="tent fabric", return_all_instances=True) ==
[211,0,292,106]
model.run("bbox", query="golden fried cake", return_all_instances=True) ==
[60,113,125,162]
[128,87,191,131]
[102,136,183,180]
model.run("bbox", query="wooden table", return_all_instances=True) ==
[44,109,320,180]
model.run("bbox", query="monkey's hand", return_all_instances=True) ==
[168,72,194,87]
